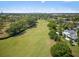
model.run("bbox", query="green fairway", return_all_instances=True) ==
[0,20,55,57]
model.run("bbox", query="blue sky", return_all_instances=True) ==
[0,1,79,13]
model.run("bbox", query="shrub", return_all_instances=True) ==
[51,42,72,57]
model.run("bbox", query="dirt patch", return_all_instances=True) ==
[48,39,56,46]
[0,22,10,39]
[0,31,9,39]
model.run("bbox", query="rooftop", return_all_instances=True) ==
[63,29,78,40]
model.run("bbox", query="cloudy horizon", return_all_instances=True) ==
[0,1,79,13]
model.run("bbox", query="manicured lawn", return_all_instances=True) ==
[0,20,55,57]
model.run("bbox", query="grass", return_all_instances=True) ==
[64,39,79,57]
[0,20,55,57]
[70,46,79,57]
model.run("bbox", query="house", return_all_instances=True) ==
[62,29,78,41]
[75,22,79,29]
[61,18,71,23]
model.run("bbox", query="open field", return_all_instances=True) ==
[0,20,55,57]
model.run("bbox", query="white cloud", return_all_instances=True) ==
[48,7,79,13]
[1,7,79,13]
[41,1,45,3]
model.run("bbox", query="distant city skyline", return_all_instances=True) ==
[0,1,79,13]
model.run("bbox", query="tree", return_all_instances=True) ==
[6,16,37,36]
[26,16,37,27]
[48,29,60,41]
[47,20,57,30]
[51,42,73,57]
[77,38,79,46]
[77,29,79,37]
[6,19,27,36]
[77,29,79,46]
